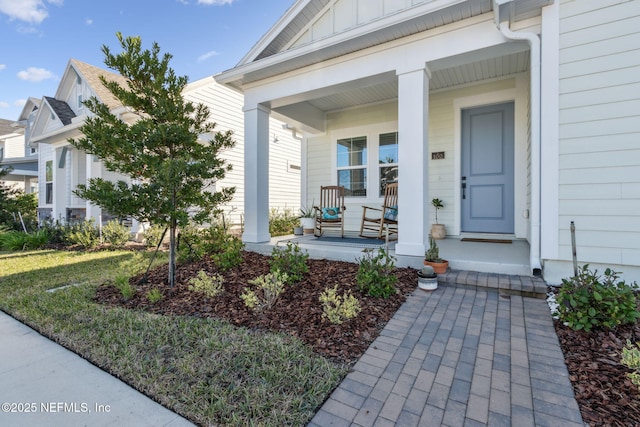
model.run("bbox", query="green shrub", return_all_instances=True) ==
[39,220,69,245]
[269,207,299,237]
[211,235,244,271]
[319,284,361,325]
[269,242,309,285]
[555,264,639,332]
[66,219,100,248]
[0,230,48,251]
[101,220,130,248]
[188,270,224,298]
[356,247,398,298]
[241,270,289,311]
[621,340,640,388]
[114,274,136,300]
[146,288,163,304]
[143,224,167,248]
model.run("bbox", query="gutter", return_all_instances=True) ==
[494,0,542,275]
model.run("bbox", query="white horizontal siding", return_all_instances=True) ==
[557,0,640,268]
[183,79,300,226]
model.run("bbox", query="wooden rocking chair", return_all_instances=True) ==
[359,182,398,240]
[313,186,346,237]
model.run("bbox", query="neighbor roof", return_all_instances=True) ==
[68,59,128,110]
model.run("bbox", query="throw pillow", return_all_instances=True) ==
[384,205,398,221]
[322,207,340,220]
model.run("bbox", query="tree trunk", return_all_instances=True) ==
[168,221,176,288]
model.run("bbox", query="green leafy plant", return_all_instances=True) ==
[269,242,309,285]
[269,208,299,237]
[188,270,224,298]
[241,270,289,312]
[146,288,163,304]
[143,224,167,248]
[299,204,314,218]
[319,285,361,325]
[431,198,444,224]
[355,247,398,298]
[211,233,244,271]
[114,274,136,300]
[555,265,639,332]
[621,340,640,388]
[66,219,100,248]
[425,237,442,262]
[0,230,48,251]
[101,220,130,248]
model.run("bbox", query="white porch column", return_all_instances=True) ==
[242,104,271,243]
[395,66,431,257]
[85,152,102,223]
[53,147,67,222]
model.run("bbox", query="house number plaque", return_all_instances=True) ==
[431,151,445,160]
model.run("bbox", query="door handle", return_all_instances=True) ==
[461,176,466,200]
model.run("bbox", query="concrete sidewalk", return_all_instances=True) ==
[0,312,193,427]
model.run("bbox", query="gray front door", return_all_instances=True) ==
[461,102,514,233]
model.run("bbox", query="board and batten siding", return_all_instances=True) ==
[305,76,526,235]
[557,0,640,276]
[183,79,300,227]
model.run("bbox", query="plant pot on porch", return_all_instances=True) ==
[300,217,315,235]
[424,259,449,275]
[417,265,438,291]
[431,223,446,239]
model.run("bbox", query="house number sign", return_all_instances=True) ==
[431,151,445,160]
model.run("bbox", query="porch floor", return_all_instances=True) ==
[247,233,537,291]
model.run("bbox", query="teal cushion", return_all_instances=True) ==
[384,205,398,221]
[322,207,340,220]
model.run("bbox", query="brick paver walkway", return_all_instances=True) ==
[309,272,584,426]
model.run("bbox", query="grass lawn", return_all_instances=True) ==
[0,250,347,426]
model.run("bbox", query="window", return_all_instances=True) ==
[45,160,53,204]
[337,136,367,197]
[379,132,398,195]
[77,94,83,109]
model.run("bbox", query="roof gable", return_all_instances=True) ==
[59,59,128,111]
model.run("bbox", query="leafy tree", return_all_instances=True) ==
[69,33,235,287]
[0,166,37,231]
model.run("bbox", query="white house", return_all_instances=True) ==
[0,117,38,194]
[215,0,640,284]
[18,59,300,231]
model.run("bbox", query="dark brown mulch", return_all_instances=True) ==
[555,313,640,426]
[94,250,417,364]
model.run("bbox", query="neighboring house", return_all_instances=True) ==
[17,59,300,232]
[0,117,38,194]
[215,0,640,284]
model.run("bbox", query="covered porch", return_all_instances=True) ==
[215,0,557,278]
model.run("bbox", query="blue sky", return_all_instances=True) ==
[0,0,295,121]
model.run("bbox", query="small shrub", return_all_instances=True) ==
[269,207,299,237]
[269,242,309,285]
[355,247,398,298]
[188,270,224,298]
[621,340,640,388]
[241,270,289,312]
[211,235,244,271]
[320,284,361,325]
[39,220,68,245]
[66,219,100,248]
[146,288,163,304]
[177,225,206,262]
[555,264,639,332]
[143,224,167,248]
[114,274,136,300]
[102,220,130,247]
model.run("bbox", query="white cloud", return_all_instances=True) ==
[197,0,235,5]
[14,99,27,108]
[0,0,62,24]
[197,50,220,63]
[85,17,93,25]
[0,64,6,71]
[0,101,9,108]
[17,67,56,82]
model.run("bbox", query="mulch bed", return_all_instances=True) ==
[94,250,417,364]
[555,309,640,426]
[94,249,640,424]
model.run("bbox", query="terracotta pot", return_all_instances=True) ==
[431,224,446,239]
[424,259,449,274]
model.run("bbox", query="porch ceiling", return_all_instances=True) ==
[273,49,529,115]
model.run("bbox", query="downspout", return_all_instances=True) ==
[494,0,542,275]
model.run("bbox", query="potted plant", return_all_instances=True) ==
[431,198,446,239]
[417,265,438,291]
[424,237,449,274]
[299,204,315,234]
